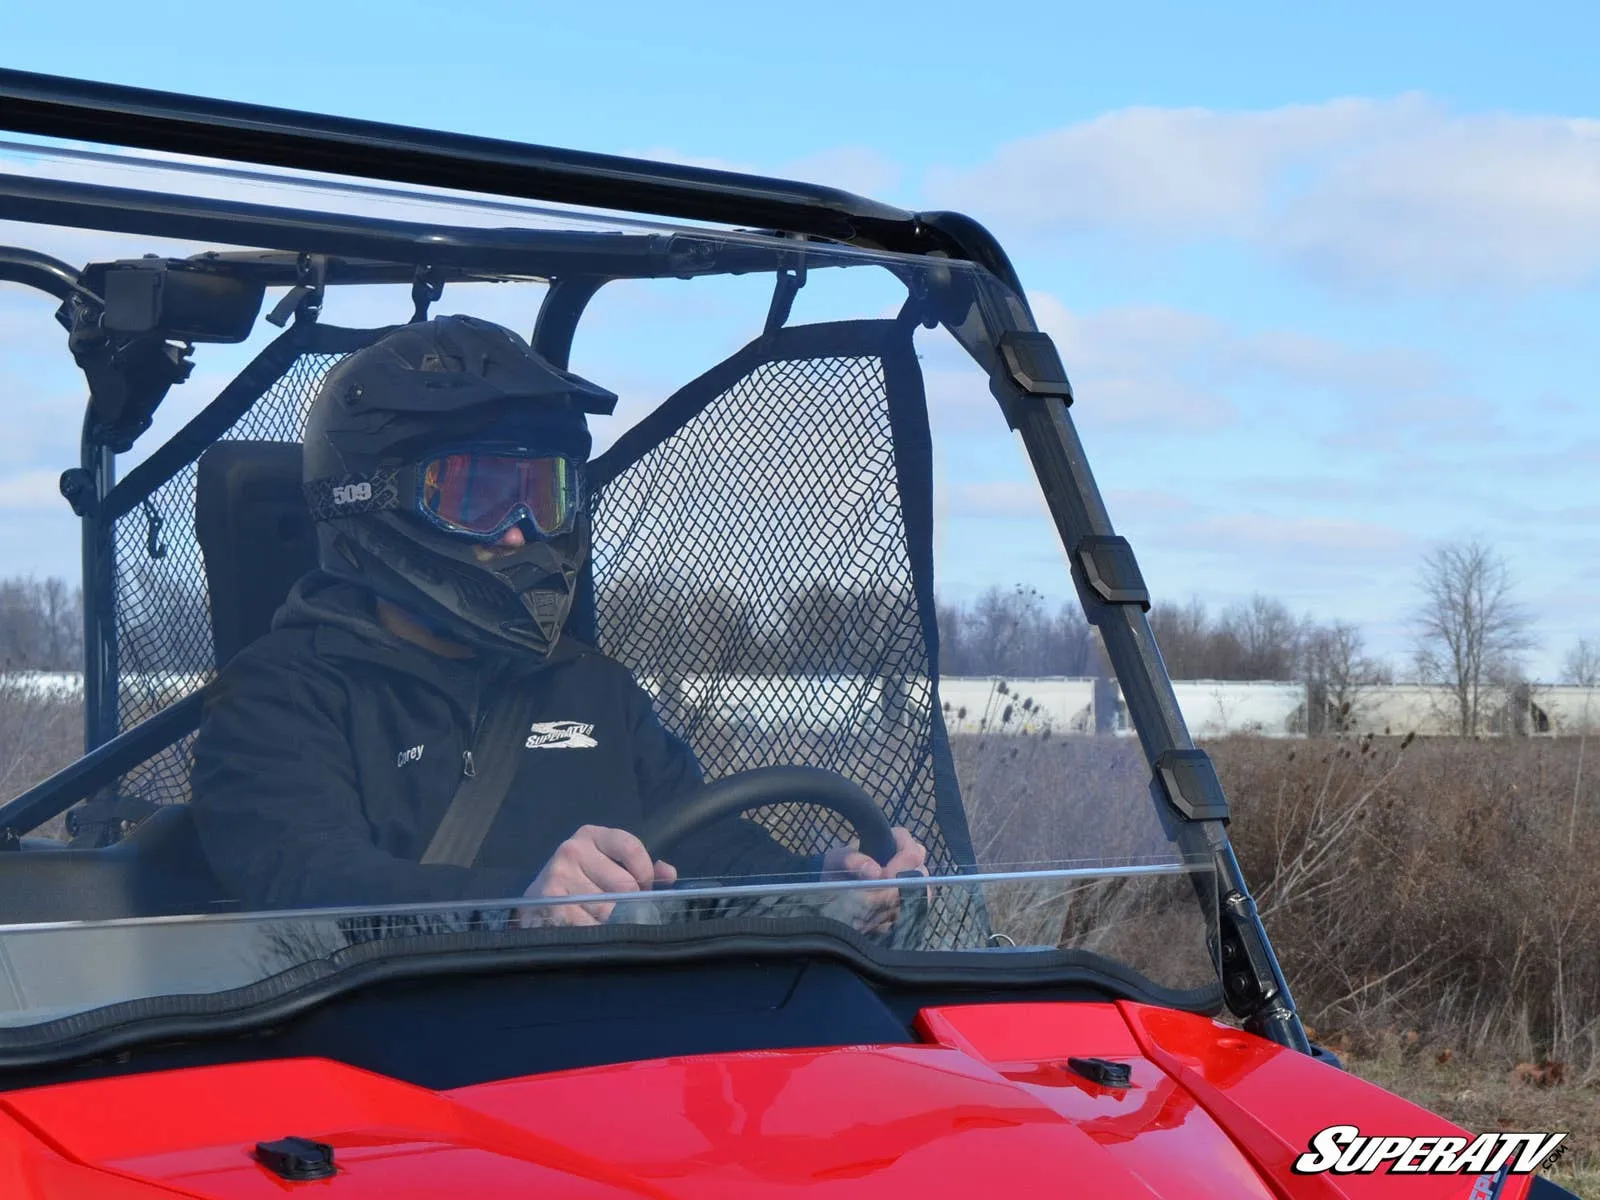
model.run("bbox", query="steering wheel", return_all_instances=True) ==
[615,766,926,945]
[631,765,899,869]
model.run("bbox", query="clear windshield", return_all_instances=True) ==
[0,138,1218,1037]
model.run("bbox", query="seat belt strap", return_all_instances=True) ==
[420,678,540,868]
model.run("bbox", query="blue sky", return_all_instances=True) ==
[2,2,1598,680]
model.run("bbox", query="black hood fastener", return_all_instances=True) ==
[1065,1057,1132,1088]
[255,1136,337,1181]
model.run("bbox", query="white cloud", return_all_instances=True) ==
[782,146,903,203]
[1023,290,1456,434]
[928,99,1383,238]
[0,468,69,511]
[927,95,1600,294]
[1276,109,1600,292]
[1026,293,1236,430]
[943,480,1050,519]
[1103,488,1196,519]
[1184,512,1412,554]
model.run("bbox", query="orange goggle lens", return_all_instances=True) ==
[419,452,577,540]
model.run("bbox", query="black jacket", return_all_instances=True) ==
[190,573,814,909]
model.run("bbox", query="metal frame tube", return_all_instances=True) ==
[79,425,118,753]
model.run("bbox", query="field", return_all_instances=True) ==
[1210,733,1600,1192]
[3,682,1595,1187]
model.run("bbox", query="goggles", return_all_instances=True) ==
[418,449,579,542]
[307,447,583,543]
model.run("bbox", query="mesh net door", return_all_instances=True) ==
[101,315,983,945]
[585,318,981,946]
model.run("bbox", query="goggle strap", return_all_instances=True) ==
[303,466,412,522]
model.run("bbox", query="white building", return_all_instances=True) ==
[1170,680,1309,739]
[1529,686,1600,735]
[937,676,1095,736]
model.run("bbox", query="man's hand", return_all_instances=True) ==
[820,826,928,934]
[517,825,677,927]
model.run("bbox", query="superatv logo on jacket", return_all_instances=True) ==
[525,720,598,749]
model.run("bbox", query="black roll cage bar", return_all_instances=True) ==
[0,68,1310,1056]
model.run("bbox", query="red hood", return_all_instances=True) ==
[0,1001,1527,1199]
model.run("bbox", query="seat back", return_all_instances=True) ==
[194,441,319,670]
[0,806,238,922]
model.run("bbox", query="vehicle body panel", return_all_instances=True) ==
[0,1003,1518,1199]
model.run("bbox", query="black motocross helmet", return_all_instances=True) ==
[302,315,617,659]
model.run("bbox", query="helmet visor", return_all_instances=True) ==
[419,451,579,540]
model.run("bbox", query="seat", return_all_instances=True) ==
[194,440,320,670]
[0,805,241,922]
[0,442,312,922]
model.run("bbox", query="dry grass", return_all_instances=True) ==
[951,724,1599,1184]
[1213,734,1600,1077]
[0,682,83,840]
[1341,1035,1598,1193]
[1211,732,1599,1193]
[951,729,1220,988]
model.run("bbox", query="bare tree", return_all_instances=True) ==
[1147,596,1218,679]
[1148,594,1303,681]
[782,581,859,674]
[1411,541,1534,737]
[1221,595,1304,680]
[1300,620,1391,733]
[937,585,1094,678]
[0,576,83,672]
[1561,638,1600,687]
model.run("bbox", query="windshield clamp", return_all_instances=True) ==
[1155,749,1230,822]
[997,331,1073,402]
[1066,1056,1132,1088]
[1217,889,1282,1017]
[1075,535,1150,609]
[763,235,808,335]
[411,264,445,323]
[266,253,328,327]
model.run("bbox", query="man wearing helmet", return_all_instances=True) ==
[190,315,926,930]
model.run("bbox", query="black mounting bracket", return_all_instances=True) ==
[1215,888,1281,1018]
[1074,535,1150,610]
[1155,749,1230,823]
[997,330,1072,401]
[64,316,195,453]
[59,467,98,517]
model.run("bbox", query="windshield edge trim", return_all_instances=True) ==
[0,861,1208,935]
